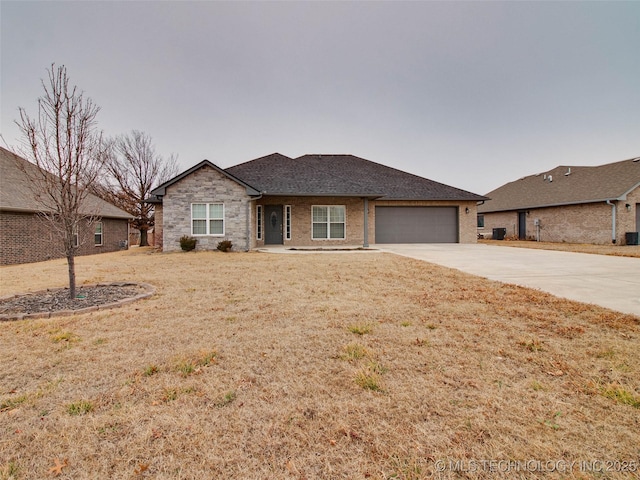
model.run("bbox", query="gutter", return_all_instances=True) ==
[606,200,616,244]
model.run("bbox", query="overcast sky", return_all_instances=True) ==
[2,1,639,195]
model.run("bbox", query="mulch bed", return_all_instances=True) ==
[0,283,154,319]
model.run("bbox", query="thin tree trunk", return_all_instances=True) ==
[67,254,76,299]
[139,228,149,247]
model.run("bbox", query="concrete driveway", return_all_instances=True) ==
[381,244,640,317]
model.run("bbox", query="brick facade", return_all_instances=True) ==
[252,196,366,248]
[247,198,478,248]
[159,192,480,251]
[372,199,478,244]
[0,211,129,265]
[479,186,640,245]
[156,163,481,251]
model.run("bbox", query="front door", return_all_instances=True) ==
[265,205,283,245]
[518,211,526,240]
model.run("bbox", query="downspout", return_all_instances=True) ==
[363,198,369,248]
[606,200,616,244]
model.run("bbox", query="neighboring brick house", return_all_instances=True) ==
[0,147,132,265]
[478,156,640,245]
[148,153,487,251]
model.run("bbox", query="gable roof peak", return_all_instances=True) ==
[149,159,261,198]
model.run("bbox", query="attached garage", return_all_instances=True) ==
[375,206,459,243]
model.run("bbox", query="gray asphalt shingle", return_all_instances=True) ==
[479,157,640,213]
[0,147,132,219]
[226,153,486,200]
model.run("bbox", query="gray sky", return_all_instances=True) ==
[2,1,639,195]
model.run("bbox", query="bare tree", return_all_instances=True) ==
[16,64,106,298]
[98,130,177,246]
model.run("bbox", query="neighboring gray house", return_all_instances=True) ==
[149,153,487,251]
[0,147,132,265]
[478,156,640,244]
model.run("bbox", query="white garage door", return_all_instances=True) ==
[375,206,459,243]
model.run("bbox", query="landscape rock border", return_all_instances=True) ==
[0,282,156,321]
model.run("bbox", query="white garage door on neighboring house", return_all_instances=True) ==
[375,206,459,243]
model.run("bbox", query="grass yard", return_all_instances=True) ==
[1,248,639,479]
[479,239,640,258]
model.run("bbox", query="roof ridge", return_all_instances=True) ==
[297,155,382,194]
[227,152,294,170]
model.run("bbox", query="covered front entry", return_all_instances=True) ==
[375,206,458,243]
[264,205,283,245]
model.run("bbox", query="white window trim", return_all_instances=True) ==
[311,205,346,240]
[94,222,103,246]
[191,203,225,236]
[256,205,263,240]
[285,205,292,240]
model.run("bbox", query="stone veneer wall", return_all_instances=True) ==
[162,165,251,252]
[153,204,163,250]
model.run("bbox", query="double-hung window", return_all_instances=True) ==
[94,222,103,246]
[312,205,345,240]
[192,203,224,236]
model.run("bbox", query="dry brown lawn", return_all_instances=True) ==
[480,239,640,258]
[1,248,639,479]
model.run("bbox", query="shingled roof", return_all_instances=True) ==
[478,157,640,213]
[0,146,132,219]
[225,153,486,201]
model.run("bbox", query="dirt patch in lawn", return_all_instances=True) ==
[0,248,639,479]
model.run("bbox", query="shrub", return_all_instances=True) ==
[217,240,233,252]
[179,236,197,251]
